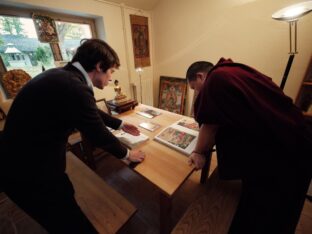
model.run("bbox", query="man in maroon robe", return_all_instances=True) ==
[186,58,312,234]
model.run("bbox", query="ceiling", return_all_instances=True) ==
[104,0,160,10]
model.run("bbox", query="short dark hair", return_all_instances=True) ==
[186,61,214,81]
[71,38,120,72]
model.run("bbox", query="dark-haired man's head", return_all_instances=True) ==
[186,61,214,91]
[72,39,120,89]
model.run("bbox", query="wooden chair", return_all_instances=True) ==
[0,85,13,120]
[96,98,112,116]
[67,98,113,170]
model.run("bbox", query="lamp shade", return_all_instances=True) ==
[272,1,312,21]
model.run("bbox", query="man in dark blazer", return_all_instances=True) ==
[0,39,145,233]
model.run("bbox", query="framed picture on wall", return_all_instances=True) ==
[32,13,59,43]
[158,76,187,114]
[130,15,151,68]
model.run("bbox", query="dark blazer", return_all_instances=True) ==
[0,63,127,182]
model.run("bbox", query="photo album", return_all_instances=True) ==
[154,117,199,156]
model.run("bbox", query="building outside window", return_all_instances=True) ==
[0,10,95,78]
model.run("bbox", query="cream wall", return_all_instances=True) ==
[152,0,312,115]
[1,0,153,103]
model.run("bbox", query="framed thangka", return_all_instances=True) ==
[158,76,187,114]
[130,15,150,68]
[32,13,59,43]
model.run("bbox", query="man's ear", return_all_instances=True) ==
[196,72,205,81]
[95,62,102,72]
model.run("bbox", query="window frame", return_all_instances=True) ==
[0,5,97,75]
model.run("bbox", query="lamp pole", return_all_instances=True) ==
[136,67,143,104]
[280,20,298,90]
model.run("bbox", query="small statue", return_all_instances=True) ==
[113,79,127,104]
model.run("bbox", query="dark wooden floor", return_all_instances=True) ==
[94,153,210,234]
[93,153,312,234]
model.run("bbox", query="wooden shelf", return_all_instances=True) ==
[296,57,312,112]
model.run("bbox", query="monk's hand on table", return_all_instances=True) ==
[188,152,206,170]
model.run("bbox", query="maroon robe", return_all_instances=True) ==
[194,58,311,179]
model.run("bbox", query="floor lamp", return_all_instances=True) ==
[272,1,312,90]
[135,67,143,103]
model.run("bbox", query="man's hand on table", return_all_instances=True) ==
[128,149,145,162]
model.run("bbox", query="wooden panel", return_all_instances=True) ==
[0,153,136,234]
[117,104,195,196]
[66,152,136,234]
[172,168,241,234]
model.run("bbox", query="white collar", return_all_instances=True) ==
[72,62,93,90]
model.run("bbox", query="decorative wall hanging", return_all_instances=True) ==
[158,76,187,114]
[32,13,59,43]
[1,69,31,99]
[130,15,150,68]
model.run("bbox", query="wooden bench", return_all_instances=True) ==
[0,151,136,234]
[172,168,242,234]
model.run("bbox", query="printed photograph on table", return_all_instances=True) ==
[177,118,199,132]
[158,76,187,114]
[157,127,196,149]
[154,117,199,155]
[136,108,161,119]
[139,122,161,132]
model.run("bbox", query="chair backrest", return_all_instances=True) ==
[96,98,112,116]
[0,84,12,119]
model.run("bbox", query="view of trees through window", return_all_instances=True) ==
[0,14,93,78]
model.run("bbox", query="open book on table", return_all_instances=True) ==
[115,130,149,149]
[154,117,199,156]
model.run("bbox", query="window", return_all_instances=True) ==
[0,7,96,78]
[55,21,92,61]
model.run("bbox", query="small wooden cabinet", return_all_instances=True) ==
[296,57,312,113]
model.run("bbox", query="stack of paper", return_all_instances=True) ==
[115,131,149,149]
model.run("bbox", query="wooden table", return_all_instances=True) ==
[117,104,204,233]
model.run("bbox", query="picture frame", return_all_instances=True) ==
[158,76,187,114]
[130,15,151,68]
[32,13,59,43]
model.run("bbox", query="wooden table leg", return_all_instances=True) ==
[159,192,172,234]
[200,151,213,184]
